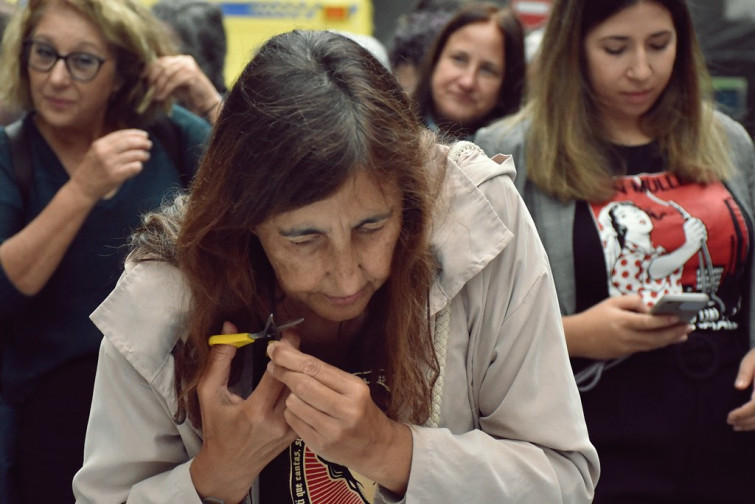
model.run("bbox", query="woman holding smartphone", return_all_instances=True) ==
[475,0,755,502]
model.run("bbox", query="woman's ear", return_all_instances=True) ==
[109,74,123,100]
[111,59,125,94]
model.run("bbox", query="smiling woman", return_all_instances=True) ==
[412,2,525,140]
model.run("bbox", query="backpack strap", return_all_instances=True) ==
[4,118,34,209]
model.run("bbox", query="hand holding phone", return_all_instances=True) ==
[650,293,709,323]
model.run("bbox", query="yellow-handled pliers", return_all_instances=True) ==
[208,313,304,348]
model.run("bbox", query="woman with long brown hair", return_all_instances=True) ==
[412,2,526,140]
[74,29,597,504]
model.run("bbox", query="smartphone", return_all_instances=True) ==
[650,293,709,323]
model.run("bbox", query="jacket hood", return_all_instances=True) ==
[429,142,514,315]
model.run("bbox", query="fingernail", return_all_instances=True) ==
[266,341,277,357]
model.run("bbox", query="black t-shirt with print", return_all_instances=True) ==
[574,143,666,312]
[572,142,751,371]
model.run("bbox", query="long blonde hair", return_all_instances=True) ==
[522,0,732,203]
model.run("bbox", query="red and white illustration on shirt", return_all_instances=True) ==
[589,173,749,330]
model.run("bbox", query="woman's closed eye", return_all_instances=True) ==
[358,222,385,234]
[603,43,628,56]
[648,34,673,52]
[290,234,320,247]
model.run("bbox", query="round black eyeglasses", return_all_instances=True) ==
[23,40,107,82]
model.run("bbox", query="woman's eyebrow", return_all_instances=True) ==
[278,210,394,237]
[600,30,673,43]
[29,34,106,54]
[358,210,393,225]
[648,31,673,40]
[599,35,630,43]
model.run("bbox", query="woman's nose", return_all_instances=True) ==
[329,246,362,294]
[48,59,72,85]
[627,49,652,81]
[457,66,477,89]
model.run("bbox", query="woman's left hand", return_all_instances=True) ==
[727,348,755,431]
[266,339,413,495]
[145,55,222,122]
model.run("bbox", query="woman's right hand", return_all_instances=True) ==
[145,55,223,122]
[563,294,693,360]
[68,129,152,203]
[189,322,297,503]
[0,129,152,295]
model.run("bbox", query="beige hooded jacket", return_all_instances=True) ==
[73,143,599,503]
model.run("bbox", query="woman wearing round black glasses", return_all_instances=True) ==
[23,39,108,82]
[0,0,217,501]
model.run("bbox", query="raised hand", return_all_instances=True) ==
[145,55,222,121]
[190,322,296,503]
[266,339,412,495]
[69,129,151,202]
[728,348,755,431]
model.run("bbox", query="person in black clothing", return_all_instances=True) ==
[0,0,213,500]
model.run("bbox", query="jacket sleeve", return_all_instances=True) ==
[377,154,599,503]
[73,339,203,504]
[719,112,755,348]
[397,274,598,503]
